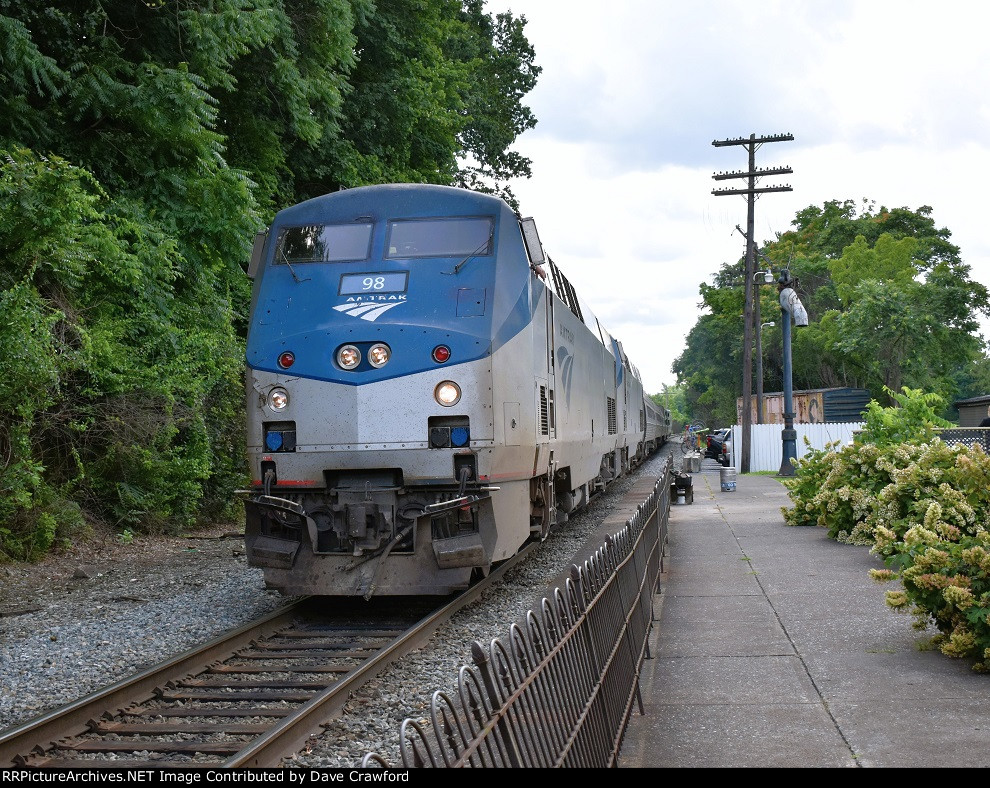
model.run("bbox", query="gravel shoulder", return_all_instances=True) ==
[1,523,248,614]
[0,523,290,732]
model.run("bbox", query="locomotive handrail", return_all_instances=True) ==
[360,456,673,768]
[423,492,491,515]
[240,493,306,514]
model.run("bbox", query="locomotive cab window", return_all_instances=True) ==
[386,217,494,258]
[275,223,373,263]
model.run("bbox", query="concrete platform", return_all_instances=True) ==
[617,469,990,769]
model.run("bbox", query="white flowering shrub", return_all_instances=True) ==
[782,387,990,670]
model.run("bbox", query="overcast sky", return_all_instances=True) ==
[484,0,990,394]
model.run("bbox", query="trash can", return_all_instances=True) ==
[720,466,736,492]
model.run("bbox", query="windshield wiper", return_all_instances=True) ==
[443,232,494,276]
[280,251,311,283]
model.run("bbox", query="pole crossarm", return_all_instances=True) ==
[712,133,794,146]
[712,185,793,196]
[712,166,793,181]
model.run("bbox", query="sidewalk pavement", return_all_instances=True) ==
[617,465,990,769]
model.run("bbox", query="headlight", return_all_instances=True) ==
[337,345,361,370]
[268,387,289,410]
[435,381,461,407]
[368,343,390,368]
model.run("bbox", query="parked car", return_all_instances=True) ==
[705,428,730,460]
[719,433,732,467]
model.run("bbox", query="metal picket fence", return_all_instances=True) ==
[361,456,673,768]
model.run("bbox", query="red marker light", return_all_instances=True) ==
[277,351,295,369]
[432,345,451,363]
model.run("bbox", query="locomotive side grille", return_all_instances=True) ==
[607,397,617,435]
[539,385,549,435]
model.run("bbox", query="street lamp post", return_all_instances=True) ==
[757,321,774,423]
[753,269,773,424]
[777,271,808,477]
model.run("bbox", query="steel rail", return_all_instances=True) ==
[224,542,539,767]
[0,599,307,767]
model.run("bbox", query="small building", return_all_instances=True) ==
[953,395,990,427]
[737,387,872,425]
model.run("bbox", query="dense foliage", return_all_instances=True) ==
[780,388,990,671]
[0,0,539,559]
[650,385,687,430]
[673,199,990,427]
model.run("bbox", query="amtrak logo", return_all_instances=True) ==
[333,300,405,322]
[557,346,574,407]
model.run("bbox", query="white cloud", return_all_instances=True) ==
[488,0,990,393]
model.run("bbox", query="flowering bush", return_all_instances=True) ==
[780,386,953,542]
[866,442,990,554]
[780,440,913,543]
[781,386,990,671]
[871,533,990,672]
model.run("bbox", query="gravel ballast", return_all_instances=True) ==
[0,447,674,767]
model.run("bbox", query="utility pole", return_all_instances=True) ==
[735,227,774,425]
[712,133,793,473]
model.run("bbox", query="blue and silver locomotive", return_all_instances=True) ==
[242,183,670,597]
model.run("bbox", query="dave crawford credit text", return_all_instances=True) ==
[1,773,411,783]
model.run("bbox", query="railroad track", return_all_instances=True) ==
[0,543,536,769]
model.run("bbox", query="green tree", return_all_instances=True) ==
[675,199,990,422]
[290,0,539,208]
[0,0,539,557]
[784,202,989,405]
[672,263,748,427]
[651,385,687,429]
[451,0,540,207]
[212,0,372,216]
[0,149,211,554]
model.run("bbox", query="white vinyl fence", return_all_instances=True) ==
[728,422,864,473]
